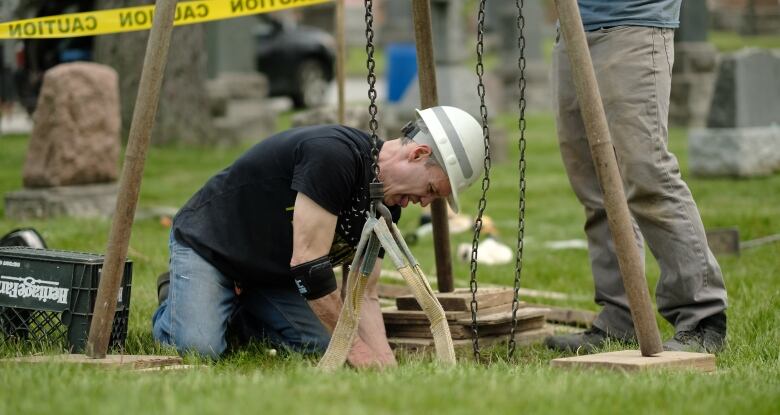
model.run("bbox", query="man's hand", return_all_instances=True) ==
[291,192,395,368]
[347,337,381,369]
[356,261,397,367]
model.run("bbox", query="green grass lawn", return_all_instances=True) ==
[710,30,780,52]
[1,112,779,414]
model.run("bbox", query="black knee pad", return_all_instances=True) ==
[290,256,337,300]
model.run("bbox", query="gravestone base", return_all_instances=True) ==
[670,42,718,128]
[4,183,118,220]
[689,126,780,177]
[212,99,279,146]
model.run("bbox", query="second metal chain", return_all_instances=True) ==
[469,0,493,362]
[508,0,528,359]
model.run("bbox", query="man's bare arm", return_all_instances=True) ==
[291,192,386,368]
[356,261,397,366]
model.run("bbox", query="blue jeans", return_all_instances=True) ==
[151,233,330,359]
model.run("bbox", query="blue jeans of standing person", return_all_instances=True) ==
[151,233,330,359]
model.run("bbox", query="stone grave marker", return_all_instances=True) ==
[670,0,718,128]
[5,62,121,219]
[689,49,780,177]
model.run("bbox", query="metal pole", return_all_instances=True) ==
[554,0,663,356]
[335,0,346,124]
[411,0,453,293]
[85,0,179,358]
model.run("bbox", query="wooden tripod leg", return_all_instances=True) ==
[554,0,663,356]
[85,0,179,358]
[411,0,454,293]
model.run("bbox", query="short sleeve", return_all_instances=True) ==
[291,138,358,215]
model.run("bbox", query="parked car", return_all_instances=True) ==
[253,15,335,108]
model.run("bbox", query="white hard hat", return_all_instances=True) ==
[402,106,485,213]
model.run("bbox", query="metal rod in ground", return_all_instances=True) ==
[85,0,179,359]
[335,0,346,124]
[554,0,663,356]
[412,0,454,293]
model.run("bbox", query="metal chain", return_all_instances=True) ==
[507,0,528,359]
[469,0,493,362]
[364,0,380,186]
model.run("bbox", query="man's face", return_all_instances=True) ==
[382,144,452,208]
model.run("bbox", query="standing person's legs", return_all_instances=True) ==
[550,26,727,352]
[597,27,727,333]
[152,233,238,359]
[552,27,644,340]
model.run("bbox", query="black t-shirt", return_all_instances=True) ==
[172,125,401,290]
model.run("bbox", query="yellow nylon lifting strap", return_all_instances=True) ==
[317,216,456,371]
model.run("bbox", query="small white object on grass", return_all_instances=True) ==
[456,236,513,265]
[544,239,588,250]
[267,349,277,356]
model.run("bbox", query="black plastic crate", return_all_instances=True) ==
[0,247,132,353]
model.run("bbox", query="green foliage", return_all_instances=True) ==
[1,112,779,414]
[710,30,780,52]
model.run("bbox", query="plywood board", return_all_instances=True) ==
[386,317,546,339]
[453,307,548,326]
[382,303,534,324]
[388,327,554,352]
[551,350,716,372]
[395,287,515,311]
[526,303,597,327]
[377,283,412,299]
[4,354,184,370]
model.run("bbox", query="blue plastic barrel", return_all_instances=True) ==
[386,43,417,103]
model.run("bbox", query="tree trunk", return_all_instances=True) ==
[93,0,215,145]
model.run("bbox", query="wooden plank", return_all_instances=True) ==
[706,228,740,255]
[134,364,200,372]
[385,317,546,339]
[526,303,597,327]
[548,323,586,334]
[5,354,183,370]
[453,307,548,326]
[382,302,531,324]
[396,287,515,311]
[378,283,412,299]
[388,327,554,352]
[551,350,716,372]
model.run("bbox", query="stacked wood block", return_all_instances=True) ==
[383,288,554,352]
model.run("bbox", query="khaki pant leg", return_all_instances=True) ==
[553,26,727,335]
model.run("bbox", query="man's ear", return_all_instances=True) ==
[409,144,433,162]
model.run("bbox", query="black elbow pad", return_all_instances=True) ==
[290,256,337,300]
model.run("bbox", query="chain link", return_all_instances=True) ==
[364,0,380,185]
[469,0,493,362]
[507,0,528,359]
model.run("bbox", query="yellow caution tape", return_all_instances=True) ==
[0,0,333,39]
